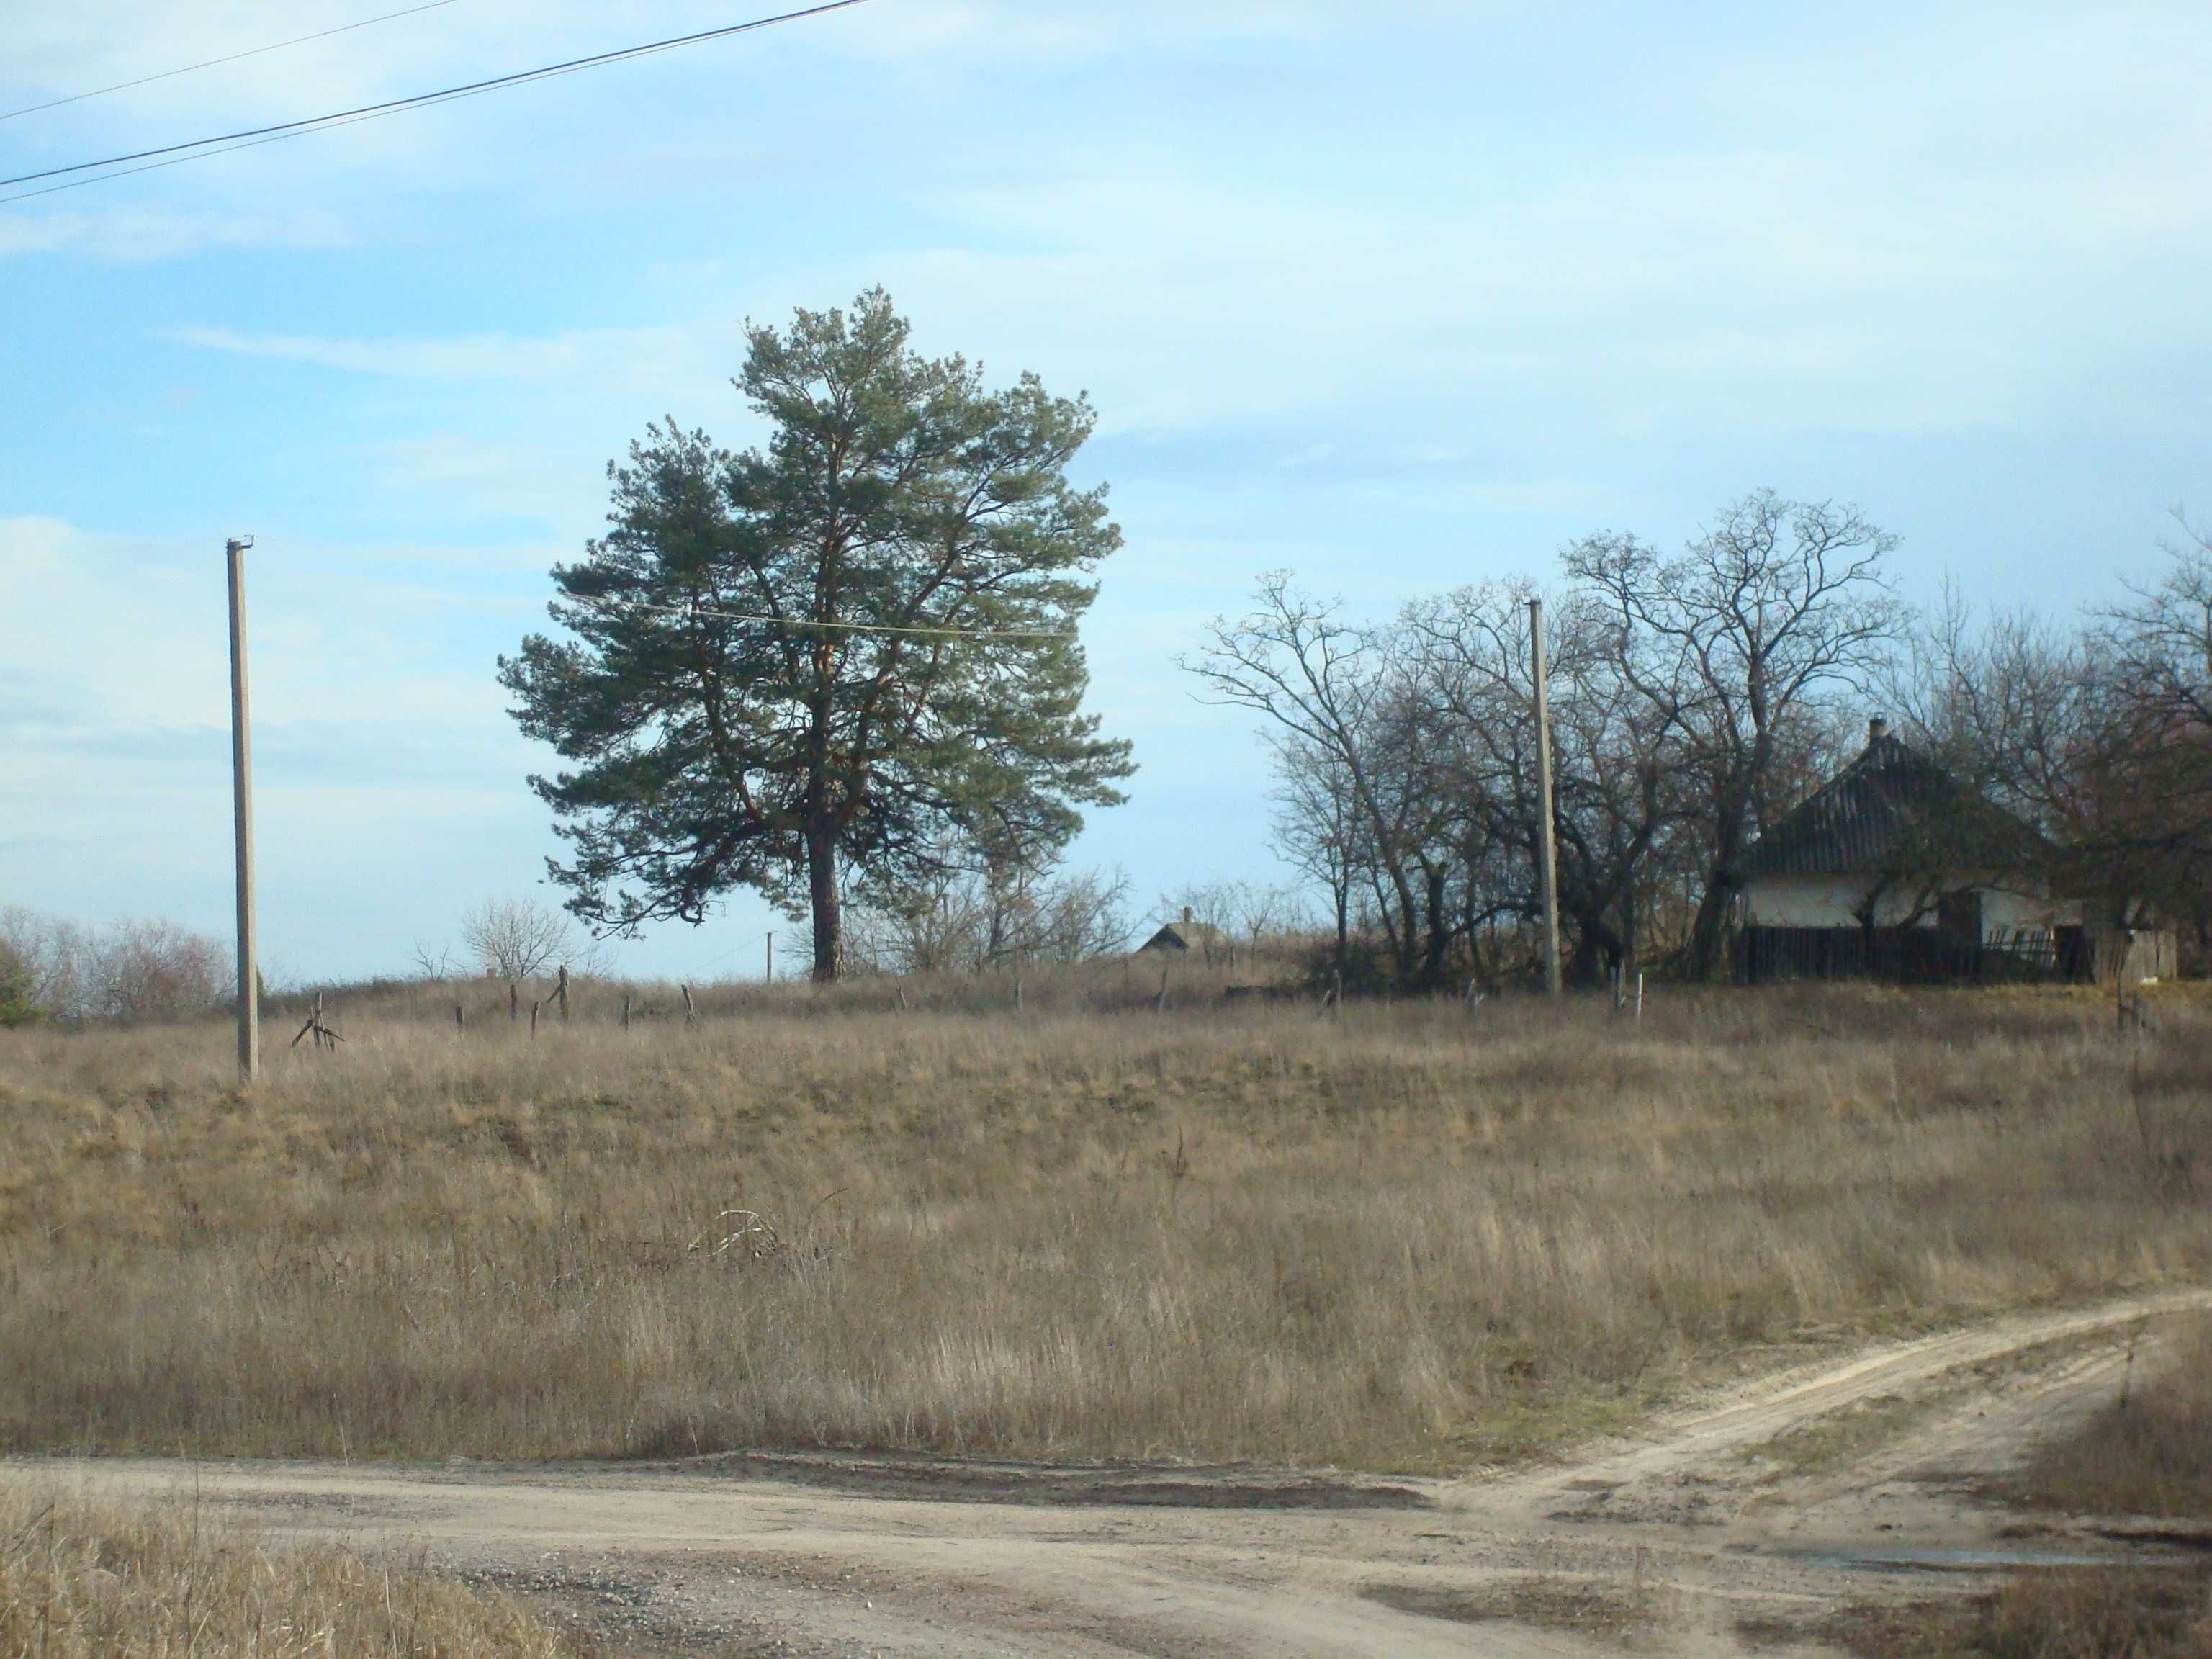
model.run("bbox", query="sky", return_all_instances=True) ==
[3,0,2209,984]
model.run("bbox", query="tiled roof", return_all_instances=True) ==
[1737,730,2048,880]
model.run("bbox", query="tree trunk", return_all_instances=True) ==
[1568,907,1624,988]
[1421,866,1451,987]
[1686,867,1735,981]
[806,821,842,982]
[1685,791,1750,981]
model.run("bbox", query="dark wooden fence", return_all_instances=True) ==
[1737,924,2178,986]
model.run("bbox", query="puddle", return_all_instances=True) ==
[1784,1545,2185,1575]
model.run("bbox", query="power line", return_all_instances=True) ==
[0,0,869,197]
[0,106,403,207]
[578,595,1076,642]
[0,1,464,126]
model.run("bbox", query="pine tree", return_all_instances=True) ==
[500,289,1134,981]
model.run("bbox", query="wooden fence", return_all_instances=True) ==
[1737,924,2177,986]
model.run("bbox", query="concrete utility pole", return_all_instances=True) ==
[765,931,774,984]
[226,536,260,1080]
[1529,598,1563,999]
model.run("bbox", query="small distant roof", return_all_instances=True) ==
[1738,722,2049,881]
[1138,920,1229,952]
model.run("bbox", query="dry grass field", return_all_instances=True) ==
[2,976,2209,1474]
[2006,1310,2212,1522]
[0,1484,596,1658]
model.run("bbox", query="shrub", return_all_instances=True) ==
[86,919,230,1023]
[0,940,35,1028]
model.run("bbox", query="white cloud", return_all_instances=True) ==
[0,205,348,261]
[170,323,670,379]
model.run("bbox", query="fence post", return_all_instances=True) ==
[681,984,698,1028]
[1154,961,1170,1015]
[292,990,340,1052]
[454,1002,464,1031]
[509,984,518,1022]
[621,992,632,1031]
[530,1001,540,1039]
[556,965,570,1022]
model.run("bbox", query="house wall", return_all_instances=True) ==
[1743,875,2083,936]
[1744,876,1916,928]
[1981,887,2085,935]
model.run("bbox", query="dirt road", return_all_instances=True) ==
[12,1291,2210,1657]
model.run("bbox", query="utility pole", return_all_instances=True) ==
[1529,598,1563,999]
[226,536,260,1080]
[765,930,774,984]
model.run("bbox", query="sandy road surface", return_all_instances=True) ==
[12,1290,2212,1657]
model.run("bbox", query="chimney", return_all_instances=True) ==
[1182,906,1194,927]
[1868,716,1889,745]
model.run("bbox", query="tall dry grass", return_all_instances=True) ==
[2007,1312,2212,1520]
[0,1484,591,1657]
[3,982,2209,1472]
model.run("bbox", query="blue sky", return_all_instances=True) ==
[4,1,2209,984]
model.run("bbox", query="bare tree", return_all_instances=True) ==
[1887,583,2100,841]
[459,896,600,981]
[1,908,233,1022]
[1399,583,1694,986]
[855,859,1131,974]
[86,919,230,1023]
[407,940,459,981]
[1184,575,1426,976]
[1567,493,1901,979]
[1269,735,1362,972]
[1879,516,2212,961]
[2076,511,2212,937]
[0,906,88,1020]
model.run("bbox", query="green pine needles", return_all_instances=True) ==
[500,289,1134,981]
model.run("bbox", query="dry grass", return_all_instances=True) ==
[2006,1313,2212,1521]
[3,980,2211,1472]
[0,1484,595,1657]
[1776,1570,2212,1659]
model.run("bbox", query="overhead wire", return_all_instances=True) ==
[0,0,870,202]
[576,594,1076,642]
[0,1,464,125]
[0,96,462,206]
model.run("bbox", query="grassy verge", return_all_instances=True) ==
[1749,1311,2212,1657]
[2002,1313,2212,1521]
[3,984,2209,1471]
[1753,1570,2212,1658]
[0,1485,601,1658]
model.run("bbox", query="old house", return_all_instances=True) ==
[1137,908,1231,961]
[1734,719,2146,984]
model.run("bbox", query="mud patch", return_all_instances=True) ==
[1362,1576,1658,1645]
[693,1449,1431,1510]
